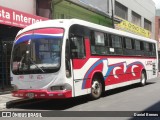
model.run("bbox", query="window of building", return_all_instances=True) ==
[132,11,141,26]
[79,0,110,13]
[115,1,128,20]
[36,0,52,18]
[144,19,152,31]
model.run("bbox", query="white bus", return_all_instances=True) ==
[11,19,158,99]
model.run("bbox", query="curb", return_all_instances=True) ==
[0,91,11,95]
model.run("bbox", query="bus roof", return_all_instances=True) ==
[17,19,157,43]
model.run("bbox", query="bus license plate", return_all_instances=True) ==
[26,93,34,98]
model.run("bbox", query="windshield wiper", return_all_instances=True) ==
[28,58,45,73]
[18,54,25,71]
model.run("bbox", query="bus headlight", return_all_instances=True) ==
[49,83,72,91]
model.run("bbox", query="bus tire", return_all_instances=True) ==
[140,71,147,86]
[90,76,102,100]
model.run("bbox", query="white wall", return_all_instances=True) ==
[0,0,36,15]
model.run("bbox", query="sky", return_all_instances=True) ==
[153,0,160,9]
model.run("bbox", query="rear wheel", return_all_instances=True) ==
[140,71,147,86]
[90,76,102,100]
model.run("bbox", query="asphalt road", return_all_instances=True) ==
[2,77,160,120]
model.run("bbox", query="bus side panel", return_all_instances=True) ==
[72,39,158,97]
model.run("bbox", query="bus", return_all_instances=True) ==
[11,19,158,100]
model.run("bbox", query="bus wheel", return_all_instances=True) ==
[90,76,102,100]
[140,71,147,86]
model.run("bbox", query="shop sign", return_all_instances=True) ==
[0,5,48,28]
[115,17,151,38]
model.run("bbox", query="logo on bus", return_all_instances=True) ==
[37,75,44,80]
[18,75,24,80]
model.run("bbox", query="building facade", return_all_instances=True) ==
[155,9,160,70]
[80,0,155,39]
[52,0,116,27]
[155,9,160,48]
[115,0,155,39]
[0,0,48,90]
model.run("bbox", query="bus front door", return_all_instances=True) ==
[70,36,90,97]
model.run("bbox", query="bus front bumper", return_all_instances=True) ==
[12,89,72,99]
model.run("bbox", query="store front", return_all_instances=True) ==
[0,5,48,91]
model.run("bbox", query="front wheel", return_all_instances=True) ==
[90,76,102,100]
[140,71,147,86]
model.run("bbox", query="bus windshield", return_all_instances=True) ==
[11,28,64,74]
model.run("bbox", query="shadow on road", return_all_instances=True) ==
[7,95,90,110]
[7,82,155,110]
[102,82,155,97]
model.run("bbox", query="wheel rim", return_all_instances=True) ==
[91,81,102,98]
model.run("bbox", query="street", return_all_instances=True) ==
[0,77,160,119]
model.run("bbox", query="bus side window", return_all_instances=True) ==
[150,43,156,57]
[140,41,144,51]
[144,42,150,57]
[91,31,108,55]
[134,40,144,56]
[109,34,123,55]
[153,44,156,57]
[123,37,135,56]
[135,40,140,50]
[70,36,86,59]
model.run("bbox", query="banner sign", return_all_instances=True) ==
[0,6,48,28]
[115,17,151,38]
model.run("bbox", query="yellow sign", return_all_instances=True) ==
[115,18,151,38]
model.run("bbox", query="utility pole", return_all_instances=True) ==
[111,0,115,28]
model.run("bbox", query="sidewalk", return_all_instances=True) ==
[0,91,11,95]
[0,93,19,110]
[0,86,13,95]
